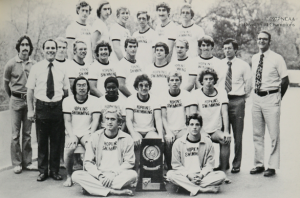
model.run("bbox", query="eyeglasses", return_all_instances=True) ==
[181,11,190,15]
[20,43,29,46]
[138,84,149,88]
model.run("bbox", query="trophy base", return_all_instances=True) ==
[135,179,166,192]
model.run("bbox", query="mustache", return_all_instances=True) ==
[22,49,29,52]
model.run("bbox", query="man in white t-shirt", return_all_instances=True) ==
[170,39,198,91]
[110,7,131,61]
[145,42,173,96]
[155,2,177,62]
[63,77,101,187]
[190,35,222,89]
[126,74,163,171]
[190,68,231,173]
[116,38,143,97]
[66,1,93,65]
[89,41,117,97]
[132,11,157,65]
[167,113,226,196]
[91,1,111,56]
[99,77,127,130]
[67,40,89,93]
[176,4,205,59]
[162,70,192,170]
[72,107,137,196]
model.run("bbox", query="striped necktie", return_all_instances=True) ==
[225,61,232,93]
[46,62,54,99]
[255,54,264,92]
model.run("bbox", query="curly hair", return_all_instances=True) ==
[156,2,171,13]
[16,35,34,56]
[186,113,203,126]
[133,74,152,90]
[198,68,219,85]
[94,40,112,56]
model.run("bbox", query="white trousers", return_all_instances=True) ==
[72,170,137,196]
[252,92,281,169]
[167,170,225,195]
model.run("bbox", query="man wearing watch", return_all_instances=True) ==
[72,107,137,196]
[166,113,226,196]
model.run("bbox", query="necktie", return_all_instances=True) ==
[255,54,264,92]
[225,61,232,93]
[46,62,54,99]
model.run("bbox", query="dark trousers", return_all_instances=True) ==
[35,100,64,174]
[228,95,245,169]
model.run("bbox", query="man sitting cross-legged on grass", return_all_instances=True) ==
[72,107,137,196]
[63,76,101,187]
[167,113,226,196]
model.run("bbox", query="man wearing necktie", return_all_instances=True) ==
[218,38,252,173]
[250,31,289,177]
[26,39,69,181]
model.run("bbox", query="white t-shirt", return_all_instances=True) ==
[176,24,205,59]
[63,95,101,137]
[169,57,197,89]
[99,96,127,127]
[116,58,144,96]
[99,133,120,171]
[88,60,117,95]
[132,28,157,65]
[66,21,93,65]
[191,88,228,134]
[54,59,72,94]
[126,94,161,133]
[67,59,89,80]
[110,23,130,61]
[161,90,192,131]
[155,21,178,45]
[91,18,110,43]
[145,62,173,97]
[184,139,201,174]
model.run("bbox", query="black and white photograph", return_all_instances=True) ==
[0,0,299,197]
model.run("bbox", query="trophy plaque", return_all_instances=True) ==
[136,138,166,191]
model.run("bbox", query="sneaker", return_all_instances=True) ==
[25,164,38,171]
[13,165,22,174]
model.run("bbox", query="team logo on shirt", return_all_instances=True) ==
[167,99,182,108]
[130,65,142,73]
[202,99,220,108]
[80,28,91,36]
[79,68,88,76]
[197,62,212,69]
[151,70,167,78]
[178,30,192,37]
[72,106,90,115]
[134,105,152,114]
[185,146,199,157]
[103,141,117,151]
[101,69,116,77]
[175,64,187,72]
[136,36,148,44]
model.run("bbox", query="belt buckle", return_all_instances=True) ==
[21,94,27,100]
[266,90,269,95]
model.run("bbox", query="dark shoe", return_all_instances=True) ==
[37,173,48,182]
[49,172,63,180]
[264,169,275,177]
[82,188,90,195]
[213,164,230,171]
[231,167,240,173]
[250,166,265,174]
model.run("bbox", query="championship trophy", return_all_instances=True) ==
[136,138,166,191]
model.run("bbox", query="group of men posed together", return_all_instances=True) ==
[3,0,290,196]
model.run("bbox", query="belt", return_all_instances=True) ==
[228,95,245,100]
[12,92,27,100]
[255,89,278,97]
[36,99,62,107]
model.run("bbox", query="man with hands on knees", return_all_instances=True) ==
[62,76,101,187]
[166,113,226,196]
[72,107,137,196]
[126,74,163,171]
[190,68,231,174]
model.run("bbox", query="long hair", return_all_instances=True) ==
[72,76,90,95]
[16,35,34,56]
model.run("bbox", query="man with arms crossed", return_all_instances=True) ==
[167,113,226,196]
[126,74,163,171]
[72,107,137,196]
[190,68,231,174]
[110,7,130,61]
[63,76,101,187]
[250,31,289,177]
[26,39,69,181]
[89,41,117,97]
[161,70,192,170]
[4,35,37,174]
[218,38,252,173]
[116,38,143,98]
[132,11,157,65]
[66,0,93,64]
